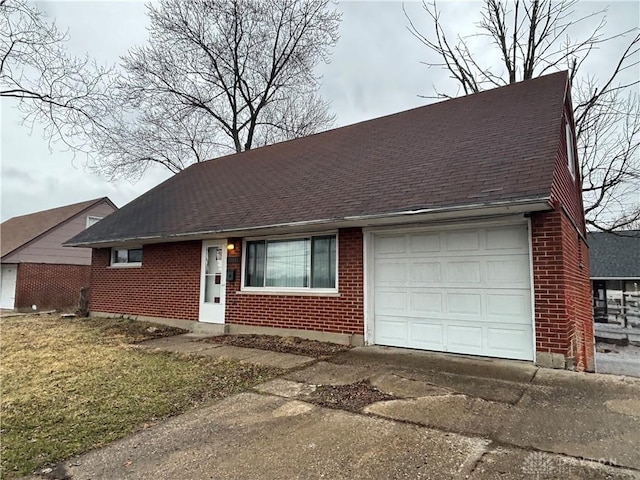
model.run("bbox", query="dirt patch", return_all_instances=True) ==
[204,334,352,358]
[305,380,397,412]
[90,317,188,343]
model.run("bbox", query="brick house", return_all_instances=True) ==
[1,198,117,311]
[66,72,594,371]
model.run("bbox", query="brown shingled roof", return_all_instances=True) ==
[67,72,568,247]
[1,198,114,258]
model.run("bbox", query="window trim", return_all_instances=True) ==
[240,231,339,294]
[565,120,576,179]
[109,247,143,268]
[86,216,103,228]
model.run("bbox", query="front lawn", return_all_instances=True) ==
[0,314,281,478]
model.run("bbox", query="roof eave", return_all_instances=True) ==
[65,196,552,248]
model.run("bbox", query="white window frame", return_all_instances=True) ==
[86,216,103,228]
[240,231,339,294]
[110,247,143,268]
[565,121,576,179]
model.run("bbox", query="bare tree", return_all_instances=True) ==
[405,0,640,231]
[92,0,341,180]
[1,0,114,155]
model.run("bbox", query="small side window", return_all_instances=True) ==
[86,216,103,228]
[111,247,143,266]
[565,122,576,178]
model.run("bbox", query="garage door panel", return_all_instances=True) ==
[410,321,445,349]
[375,290,407,314]
[410,292,443,313]
[486,257,530,285]
[409,233,441,253]
[485,225,529,251]
[447,292,482,316]
[376,317,409,345]
[373,223,533,361]
[376,235,407,255]
[374,260,408,285]
[445,229,480,251]
[445,261,481,284]
[447,325,483,353]
[486,293,531,322]
[409,262,442,283]
[487,327,533,360]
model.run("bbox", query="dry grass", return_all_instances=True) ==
[0,314,281,478]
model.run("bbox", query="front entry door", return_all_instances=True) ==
[199,241,227,323]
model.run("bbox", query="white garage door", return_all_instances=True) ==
[373,223,533,360]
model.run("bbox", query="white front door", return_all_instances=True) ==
[371,222,534,361]
[1,264,18,310]
[199,241,227,323]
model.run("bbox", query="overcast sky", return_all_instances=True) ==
[1,0,638,221]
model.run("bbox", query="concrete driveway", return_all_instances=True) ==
[41,347,640,479]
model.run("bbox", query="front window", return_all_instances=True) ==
[111,247,143,266]
[244,235,336,290]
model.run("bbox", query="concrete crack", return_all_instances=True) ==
[456,441,491,479]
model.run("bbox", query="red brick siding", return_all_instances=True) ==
[225,228,364,335]
[530,97,594,371]
[552,96,586,233]
[14,263,91,310]
[531,211,570,354]
[89,242,201,320]
[561,212,594,371]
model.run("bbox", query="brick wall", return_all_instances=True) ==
[89,241,201,320]
[529,96,594,371]
[561,213,594,371]
[225,228,364,335]
[15,263,91,310]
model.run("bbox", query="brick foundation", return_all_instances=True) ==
[15,263,91,311]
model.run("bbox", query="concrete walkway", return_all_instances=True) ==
[38,344,640,479]
[138,334,315,370]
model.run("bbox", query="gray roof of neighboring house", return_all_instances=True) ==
[587,230,640,279]
[66,71,569,248]
[1,198,116,259]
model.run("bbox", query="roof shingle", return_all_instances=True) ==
[67,72,568,247]
[587,231,640,278]
[1,198,111,258]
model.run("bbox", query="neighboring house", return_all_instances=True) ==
[66,72,594,371]
[1,198,117,311]
[588,230,640,343]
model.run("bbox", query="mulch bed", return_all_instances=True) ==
[305,380,396,412]
[204,334,353,358]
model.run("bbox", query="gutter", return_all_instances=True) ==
[65,196,552,248]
